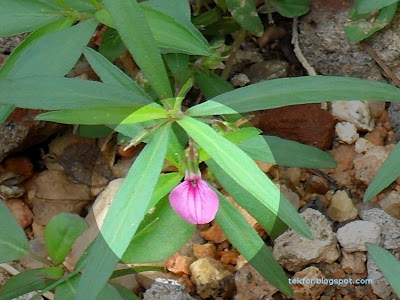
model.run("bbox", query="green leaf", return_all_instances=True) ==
[177,116,311,238]
[225,0,263,36]
[165,127,186,169]
[0,0,60,37]
[354,0,398,14]
[74,124,170,300]
[194,69,233,99]
[344,3,397,42]
[45,213,88,264]
[364,141,400,201]
[82,47,148,97]
[7,18,98,79]
[140,5,210,56]
[37,104,167,125]
[272,0,311,17]
[192,7,222,28]
[123,197,195,263]
[239,135,338,168]
[164,53,190,87]
[98,28,127,62]
[365,243,400,296]
[147,172,184,210]
[202,17,241,36]
[0,77,150,109]
[0,105,14,124]
[49,0,97,12]
[215,193,292,296]
[112,284,140,300]
[187,76,400,116]
[0,267,63,300]
[77,125,115,138]
[208,160,288,239]
[103,0,172,99]
[0,201,29,262]
[55,275,124,300]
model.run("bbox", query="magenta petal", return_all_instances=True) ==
[169,177,219,224]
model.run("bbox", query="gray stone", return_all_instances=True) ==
[273,209,340,272]
[0,34,28,54]
[243,60,289,83]
[143,278,194,300]
[389,102,400,141]
[336,221,381,252]
[367,255,393,299]
[359,208,400,250]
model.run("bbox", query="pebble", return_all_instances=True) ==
[2,198,33,229]
[327,190,358,222]
[359,208,400,249]
[189,257,234,299]
[331,144,355,172]
[340,251,366,274]
[142,278,194,300]
[230,73,249,87]
[243,60,289,83]
[273,209,340,272]
[335,122,359,144]
[200,223,227,244]
[166,253,194,276]
[368,101,386,118]
[331,101,374,131]
[354,138,374,154]
[364,126,387,146]
[353,145,394,185]
[379,190,400,218]
[193,243,217,259]
[291,266,328,300]
[388,102,400,140]
[234,50,264,64]
[234,264,278,299]
[366,255,393,299]
[336,221,381,252]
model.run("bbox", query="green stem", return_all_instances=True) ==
[221,28,246,80]
[29,251,56,267]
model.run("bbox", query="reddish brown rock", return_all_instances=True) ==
[2,198,33,229]
[200,223,227,244]
[166,253,194,276]
[252,104,336,149]
[193,243,217,259]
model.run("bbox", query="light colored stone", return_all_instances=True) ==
[335,122,359,144]
[273,209,340,272]
[379,190,400,219]
[234,264,278,300]
[331,101,374,131]
[291,266,328,300]
[190,257,234,299]
[166,254,194,275]
[327,190,358,222]
[230,73,249,87]
[353,145,394,185]
[359,208,400,249]
[340,251,366,274]
[368,101,386,118]
[336,221,381,252]
[279,184,300,210]
[367,255,392,299]
[354,138,374,153]
[143,278,194,300]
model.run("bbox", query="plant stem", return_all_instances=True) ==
[221,29,246,80]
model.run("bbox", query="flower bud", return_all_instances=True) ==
[169,174,219,224]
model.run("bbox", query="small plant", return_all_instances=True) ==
[1,0,400,299]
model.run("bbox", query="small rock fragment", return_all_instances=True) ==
[336,221,381,252]
[327,190,358,222]
[243,60,289,83]
[193,243,217,259]
[368,101,386,118]
[2,198,33,229]
[166,253,194,276]
[200,223,227,243]
[331,101,374,131]
[273,209,340,272]
[340,251,366,274]
[359,208,400,249]
[234,50,264,64]
[234,264,278,300]
[190,257,234,299]
[331,144,355,172]
[367,255,392,299]
[4,156,33,178]
[335,122,359,144]
[219,249,239,265]
[143,278,194,300]
[230,73,249,87]
[354,138,374,153]
[353,145,394,185]
[379,190,400,218]
[364,126,387,146]
[291,266,328,300]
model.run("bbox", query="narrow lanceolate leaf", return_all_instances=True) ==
[0,267,63,300]
[74,124,170,300]
[0,77,150,109]
[0,0,60,37]
[354,0,398,14]
[37,104,167,125]
[103,0,172,99]
[364,141,400,201]
[208,160,288,240]
[187,76,400,116]
[194,69,233,99]
[7,18,98,79]
[239,135,338,169]
[177,116,311,238]
[0,17,74,123]
[271,0,310,18]
[82,47,148,97]
[0,201,29,262]
[215,193,292,296]
[225,0,263,36]
[365,243,400,296]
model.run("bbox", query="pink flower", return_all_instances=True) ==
[169,174,219,224]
